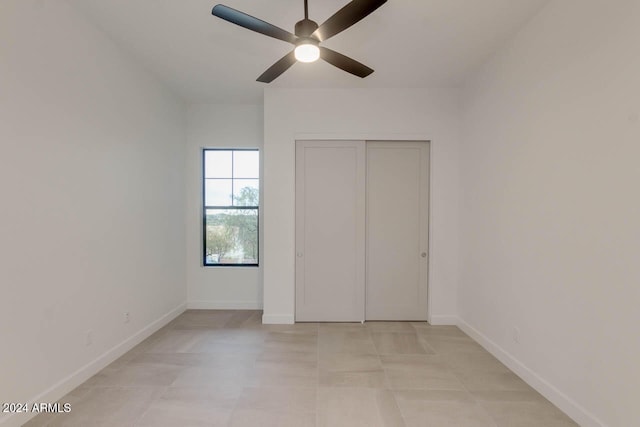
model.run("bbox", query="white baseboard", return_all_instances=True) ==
[262,313,295,324]
[428,314,459,325]
[0,302,187,427]
[457,318,606,427]
[187,300,263,310]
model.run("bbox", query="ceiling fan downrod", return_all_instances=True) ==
[296,0,318,37]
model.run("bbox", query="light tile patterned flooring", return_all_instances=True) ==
[25,310,578,427]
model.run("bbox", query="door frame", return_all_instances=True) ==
[294,135,433,322]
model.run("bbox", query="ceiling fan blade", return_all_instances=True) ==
[212,4,298,44]
[311,0,387,42]
[257,51,297,83]
[320,47,373,78]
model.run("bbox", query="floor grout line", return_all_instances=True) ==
[378,327,409,427]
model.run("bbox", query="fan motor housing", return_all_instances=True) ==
[295,19,319,37]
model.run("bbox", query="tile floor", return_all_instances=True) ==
[24,310,578,427]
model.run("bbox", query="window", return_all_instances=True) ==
[203,149,259,266]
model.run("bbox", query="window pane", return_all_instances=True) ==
[233,179,259,206]
[205,209,258,264]
[233,151,259,178]
[205,179,232,206]
[205,150,232,178]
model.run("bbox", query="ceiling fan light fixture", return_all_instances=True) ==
[294,39,320,63]
[211,0,387,82]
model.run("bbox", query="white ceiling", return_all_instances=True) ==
[67,0,550,103]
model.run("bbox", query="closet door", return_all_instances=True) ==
[366,141,429,320]
[295,141,366,322]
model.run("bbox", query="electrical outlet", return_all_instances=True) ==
[124,312,130,323]
[86,330,93,346]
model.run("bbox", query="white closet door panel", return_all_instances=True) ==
[366,141,429,320]
[295,141,365,322]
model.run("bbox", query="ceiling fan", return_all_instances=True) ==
[211,0,387,83]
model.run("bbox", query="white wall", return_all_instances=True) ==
[263,88,462,324]
[186,104,263,309]
[460,1,640,426]
[0,1,186,425]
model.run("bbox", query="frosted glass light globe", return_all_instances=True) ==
[295,43,320,63]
